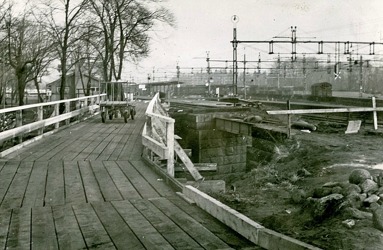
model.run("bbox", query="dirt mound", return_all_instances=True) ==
[210,124,383,249]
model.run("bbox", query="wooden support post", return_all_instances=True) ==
[37,106,43,135]
[166,121,175,177]
[372,96,378,130]
[16,110,22,143]
[146,116,152,137]
[65,101,70,125]
[54,103,60,129]
[90,97,94,114]
[287,100,291,138]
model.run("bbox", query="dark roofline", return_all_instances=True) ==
[145,81,184,86]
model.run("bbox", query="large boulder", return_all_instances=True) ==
[307,193,344,220]
[342,183,362,196]
[372,206,383,231]
[364,194,380,205]
[344,207,373,220]
[345,191,365,209]
[349,169,372,185]
[360,179,378,194]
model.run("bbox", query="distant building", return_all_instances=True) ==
[311,82,332,97]
[46,72,100,101]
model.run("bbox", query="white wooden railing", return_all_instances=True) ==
[142,93,203,181]
[0,94,106,155]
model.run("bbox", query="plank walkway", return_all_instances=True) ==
[0,100,258,249]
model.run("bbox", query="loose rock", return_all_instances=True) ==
[360,179,378,194]
[364,194,380,204]
[372,205,383,231]
[344,207,373,220]
[307,193,344,220]
[342,219,355,228]
[349,169,372,185]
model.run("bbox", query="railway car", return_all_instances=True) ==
[311,82,332,97]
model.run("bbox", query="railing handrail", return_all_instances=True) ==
[0,94,106,114]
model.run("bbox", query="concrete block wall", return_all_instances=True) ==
[172,112,249,174]
[199,129,248,173]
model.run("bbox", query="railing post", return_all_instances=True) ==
[166,120,175,177]
[90,97,94,114]
[145,116,153,161]
[37,106,43,135]
[287,100,291,138]
[16,110,22,143]
[54,103,60,129]
[372,96,378,130]
[65,101,70,125]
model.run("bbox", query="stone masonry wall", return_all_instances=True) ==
[172,112,249,174]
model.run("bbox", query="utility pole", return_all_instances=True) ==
[243,53,246,99]
[206,51,211,96]
[232,15,239,96]
[291,26,297,61]
[176,62,180,96]
[359,55,363,98]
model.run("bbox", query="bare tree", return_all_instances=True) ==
[72,23,102,96]
[35,0,89,110]
[87,0,175,83]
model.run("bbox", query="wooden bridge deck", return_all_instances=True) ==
[0,101,257,249]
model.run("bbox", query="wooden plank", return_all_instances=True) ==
[63,161,87,204]
[39,121,107,161]
[85,129,118,160]
[0,161,7,172]
[175,163,217,172]
[174,140,203,181]
[0,209,12,249]
[72,203,115,249]
[92,202,145,249]
[167,196,256,249]
[95,124,131,161]
[31,206,59,249]
[1,161,33,210]
[17,133,71,161]
[0,161,21,208]
[22,161,49,208]
[72,125,113,161]
[6,208,31,249]
[267,106,383,115]
[167,196,258,249]
[116,161,160,199]
[52,204,86,250]
[107,130,132,161]
[129,160,175,197]
[102,161,141,199]
[183,185,264,245]
[150,197,231,249]
[50,123,105,161]
[36,133,86,161]
[142,135,168,159]
[45,161,65,206]
[117,121,145,161]
[130,199,203,249]
[90,161,123,201]
[77,161,104,202]
[112,200,175,250]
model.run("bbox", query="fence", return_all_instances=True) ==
[142,93,203,181]
[0,94,106,156]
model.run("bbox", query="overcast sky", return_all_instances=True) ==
[129,0,383,82]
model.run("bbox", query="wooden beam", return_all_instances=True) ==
[141,135,168,159]
[174,140,203,181]
[0,105,99,144]
[267,107,383,115]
